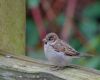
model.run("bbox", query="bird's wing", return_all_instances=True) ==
[51,40,80,56]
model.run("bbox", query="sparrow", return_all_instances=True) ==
[43,32,92,70]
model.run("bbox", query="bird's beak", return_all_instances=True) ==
[42,39,47,44]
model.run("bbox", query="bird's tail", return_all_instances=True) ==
[70,52,94,58]
[79,53,94,58]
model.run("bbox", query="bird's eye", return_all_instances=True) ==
[48,38,52,41]
[48,38,50,40]
[48,36,53,41]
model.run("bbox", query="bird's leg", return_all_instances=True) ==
[50,65,77,71]
[55,66,65,70]
[50,65,65,71]
[50,65,58,68]
[50,65,59,71]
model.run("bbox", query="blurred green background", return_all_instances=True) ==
[26,0,100,70]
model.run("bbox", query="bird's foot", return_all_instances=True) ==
[50,65,58,68]
[50,66,65,71]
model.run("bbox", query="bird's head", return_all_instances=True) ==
[43,33,59,44]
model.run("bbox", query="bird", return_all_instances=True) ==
[43,32,92,70]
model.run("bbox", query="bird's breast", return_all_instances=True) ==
[44,44,57,58]
[44,44,54,53]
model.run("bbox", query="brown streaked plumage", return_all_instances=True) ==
[51,40,80,56]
